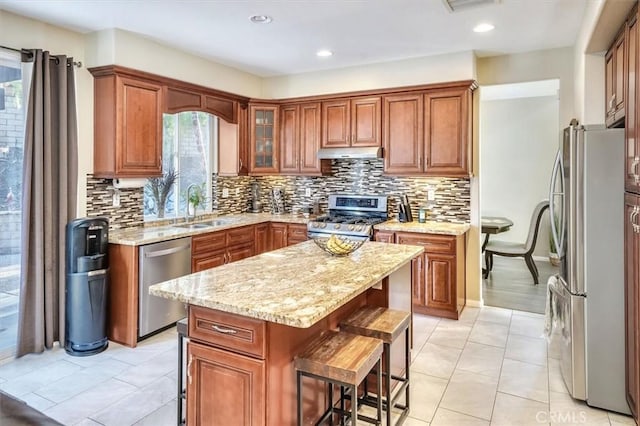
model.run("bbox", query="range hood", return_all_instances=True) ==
[317,146,383,159]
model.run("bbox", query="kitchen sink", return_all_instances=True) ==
[172,218,237,230]
[173,223,213,230]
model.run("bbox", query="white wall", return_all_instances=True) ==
[85,29,262,99]
[262,51,476,99]
[1,9,93,216]
[480,94,559,257]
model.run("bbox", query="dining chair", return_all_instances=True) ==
[484,200,550,284]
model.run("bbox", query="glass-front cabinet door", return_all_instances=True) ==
[249,104,279,174]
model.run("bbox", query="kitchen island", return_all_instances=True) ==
[150,240,423,425]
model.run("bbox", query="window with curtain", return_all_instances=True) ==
[144,112,217,219]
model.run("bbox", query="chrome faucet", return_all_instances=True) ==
[186,183,198,222]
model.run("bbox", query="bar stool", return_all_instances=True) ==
[340,307,411,426]
[295,330,384,425]
[176,317,188,426]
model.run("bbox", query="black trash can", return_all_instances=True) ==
[64,217,109,356]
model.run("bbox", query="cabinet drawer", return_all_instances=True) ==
[189,306,266,359]
[395,232,455,253]
[287,224,308,244]
[226,225,255,247]
[228,241,255,263]
[192,231,226,255]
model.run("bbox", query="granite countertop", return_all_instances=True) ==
[109,213,315,246]
[374,219,470,236]
[149,240,423,328]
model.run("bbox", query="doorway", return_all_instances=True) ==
[479,79,560,314]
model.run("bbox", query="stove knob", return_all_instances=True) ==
[320,223,327,229]
[356,225,363,231]
[348,225,355,231]
[334,224,341,230]
[312,222,318,227]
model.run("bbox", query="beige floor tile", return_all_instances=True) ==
[43,378,137,425]
[504,334,547,366]
[468,320,509,348]
[477,306,512,326]
[608,411,637,425]
[440,369,499,420]
[432,407,490,425]
[459,306,481,324]
[549,390,610,426]
[115,348,177,388]
[17,392,56,412]
[0,359,82,397]
[512,310,545,319]
[498,358,548,403]
[428,323,472,349]
[403,416,430,426]
[509,314,545,339]
[133,399,177,426]
[90,375,177,426]
[75,419,104,426]
[491,392,549,426]
[547,358,568,394]
[412,342,462,379]
[456,342,505,379]
[547,332,562,360]
[407,371,449,423]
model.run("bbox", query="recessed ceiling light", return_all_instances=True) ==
[473,23,495,33]
[316,50,333,57]
[249,15,273,24]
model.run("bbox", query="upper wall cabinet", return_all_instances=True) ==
[606,27,626,127]
[626,8,640,194]
[249,104,279,174]
[165,86,238,124]
[280,102,331,176]
[321,96,381,148]
[218,105,249,176]
[91,69,163,178]
[383,83,473,177]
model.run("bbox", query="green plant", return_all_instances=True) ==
[145,169,178,218]
[185,182,208,215]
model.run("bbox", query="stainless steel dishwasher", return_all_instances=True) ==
[139,237,192,338]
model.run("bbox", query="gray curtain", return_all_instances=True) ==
[17,49,78,356]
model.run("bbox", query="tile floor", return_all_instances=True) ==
[0,306,637,426]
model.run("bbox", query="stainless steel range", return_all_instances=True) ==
[307,194,388,241]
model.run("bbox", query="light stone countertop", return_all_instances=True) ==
[108,213,315,246]
[149,240,424,328]
[374,219,470,236]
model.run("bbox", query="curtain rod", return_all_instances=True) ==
[0,45,82,68]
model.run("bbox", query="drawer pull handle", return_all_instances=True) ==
[212,325,238,335]
[187,354,193,385]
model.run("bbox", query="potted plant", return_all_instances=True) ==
[145,169,178,218]
[186,183,207,217]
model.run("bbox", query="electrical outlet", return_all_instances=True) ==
[305,188,312,197]
[222,188,229,198]
[112,191,120,207]
[235,188,241,196]
[427,189,436,200]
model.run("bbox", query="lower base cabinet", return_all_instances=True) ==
[187,341,266,426]
[375,230,466,319]
[270,223,309,250]
[625,193,640,421]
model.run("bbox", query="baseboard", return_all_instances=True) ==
[533,255,551,262]
[466,299,483,308]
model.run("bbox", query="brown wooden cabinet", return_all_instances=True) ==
[424,87,470,176]
[91,71,163,178]
[280,103,330,176]
[218,105,249,176]
[376,230,466,319]
[270,222,308,250]
[383,93,424,174]
[321,96,381,148]
[383,84,473,177]
[192,225,255,272]
[625,193,640,421]
[255,223,270,255]
[627,7,640,194]
[249,104,279,174]
[165,85,237,124]
[607,27,627,127]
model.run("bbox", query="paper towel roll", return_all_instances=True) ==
[112,178,148,189]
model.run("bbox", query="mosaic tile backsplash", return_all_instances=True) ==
[86,159,470,230]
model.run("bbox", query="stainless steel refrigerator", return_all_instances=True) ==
[548,124,630,414]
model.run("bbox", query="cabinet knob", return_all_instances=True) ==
[633,157,640,182]
[632,206,640,234]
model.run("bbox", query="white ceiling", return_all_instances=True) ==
[0,0,588,77]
